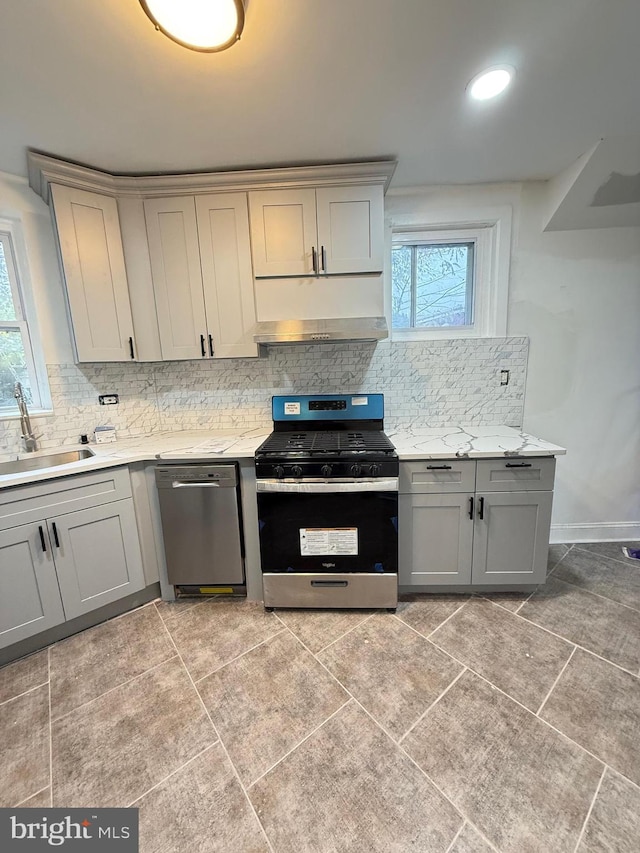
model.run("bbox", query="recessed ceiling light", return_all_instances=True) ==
[139,0,245,52]
[467,66,514,101]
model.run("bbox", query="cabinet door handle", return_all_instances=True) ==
[38,525,47,552]
[200,334,206,357]
[468,497,474,519]
[321,245,327,272]
[208,334,214,357]
[505,462,532,468]
[311,246,318,275]
[478,496,485,520]
[51,522,60,548]
[128,336,135,359]
[427,464,452,470]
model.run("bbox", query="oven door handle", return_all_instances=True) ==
[256,478,399,493]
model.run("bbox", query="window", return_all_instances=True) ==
[392,240,475,330]
[389,216,511,340]
[0,225,49,414]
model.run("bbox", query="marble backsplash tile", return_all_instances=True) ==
[0,337,528,454]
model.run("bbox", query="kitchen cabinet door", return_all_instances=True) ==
[195,193,258,358]
[0,522,65,649]
[316,185,384,274]
[49,499,145,620]
[399,493,474,586]
[50,184,136,362]
[249,189,318,277]
[472,491,553,585]
[144,196,208,360]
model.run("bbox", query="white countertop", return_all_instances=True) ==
[0,428,271,489]
[0,424,565,489]
[385,425,566,460]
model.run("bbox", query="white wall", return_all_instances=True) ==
[387,182,640,541]
[511,184,640,542]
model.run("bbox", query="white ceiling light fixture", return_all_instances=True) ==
[467,66,515,101]
[139,0,245,52]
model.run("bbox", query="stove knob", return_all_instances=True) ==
[321,464,332,478]
[274,465,285,479]
[369,463,380,478]
[350,463,362,477]
[291,465,303,478]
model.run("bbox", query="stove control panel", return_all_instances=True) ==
[257,459,399,480]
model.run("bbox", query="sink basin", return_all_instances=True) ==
[0,448,95,475]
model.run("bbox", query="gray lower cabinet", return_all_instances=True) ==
[399,493,474,585]
[49,499,145,619]
[472,491,553,584]
[0,522,66,647]
[399,457,555,588]
[0,472,145,650]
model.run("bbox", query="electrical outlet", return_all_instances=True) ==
[98,394,119,405]
[500,370,510,386]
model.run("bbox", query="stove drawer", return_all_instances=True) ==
[262,572,397,609]
[400,460,476,494]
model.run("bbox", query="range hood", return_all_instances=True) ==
[253,317,388,345]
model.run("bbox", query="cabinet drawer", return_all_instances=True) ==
[475,458,556,492]
[0,466,132,531]
[400,460,476,494]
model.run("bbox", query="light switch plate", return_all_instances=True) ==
[99,394,119,405]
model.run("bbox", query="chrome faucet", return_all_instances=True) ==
[14,382,39,452]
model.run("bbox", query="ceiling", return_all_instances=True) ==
[1,0,640,188]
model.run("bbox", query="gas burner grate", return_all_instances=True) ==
[257,430,396,455]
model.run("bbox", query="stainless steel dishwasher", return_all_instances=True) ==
[155,464,245,595]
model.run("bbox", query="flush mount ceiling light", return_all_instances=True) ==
[467,66,515,100]
[139,0,245,52]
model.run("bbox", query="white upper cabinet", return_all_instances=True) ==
[249,189,318,277]
[315,185,384,274]
[195,193,258,358]
[249,184,384,277]
[50,185,136,362]
[144,196,207,360]
[30,153,396,359]
[145,194,259,360]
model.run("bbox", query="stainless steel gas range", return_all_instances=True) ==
[255,394,399,611]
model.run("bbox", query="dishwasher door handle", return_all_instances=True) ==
[171,481,222,488]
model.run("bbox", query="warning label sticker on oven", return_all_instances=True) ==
[300,528,358,556]
[284,402,301,415]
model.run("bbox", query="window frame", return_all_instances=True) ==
[0,218,51,418]
[387,209,511,341]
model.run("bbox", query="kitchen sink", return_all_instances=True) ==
[0,448,95,475]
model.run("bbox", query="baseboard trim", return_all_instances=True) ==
[550,522,640,544]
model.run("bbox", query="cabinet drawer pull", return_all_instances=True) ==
[468,496,474,519]
[427,464,452,470]
[321,245,327,272]
[208,334,214,357]
[478,496,485,520]
[311,246,318,275]
[128,336,135,359]
[311,580,348,588]
[51,522,60,548]
[38,525,47,552]
[200,334,206,357]
[505,462,532,468]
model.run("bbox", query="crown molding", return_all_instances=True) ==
[27,151,397,202]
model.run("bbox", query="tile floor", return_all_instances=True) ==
[1,542,640,852]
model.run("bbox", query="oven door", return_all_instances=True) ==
[256,479,398,574]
